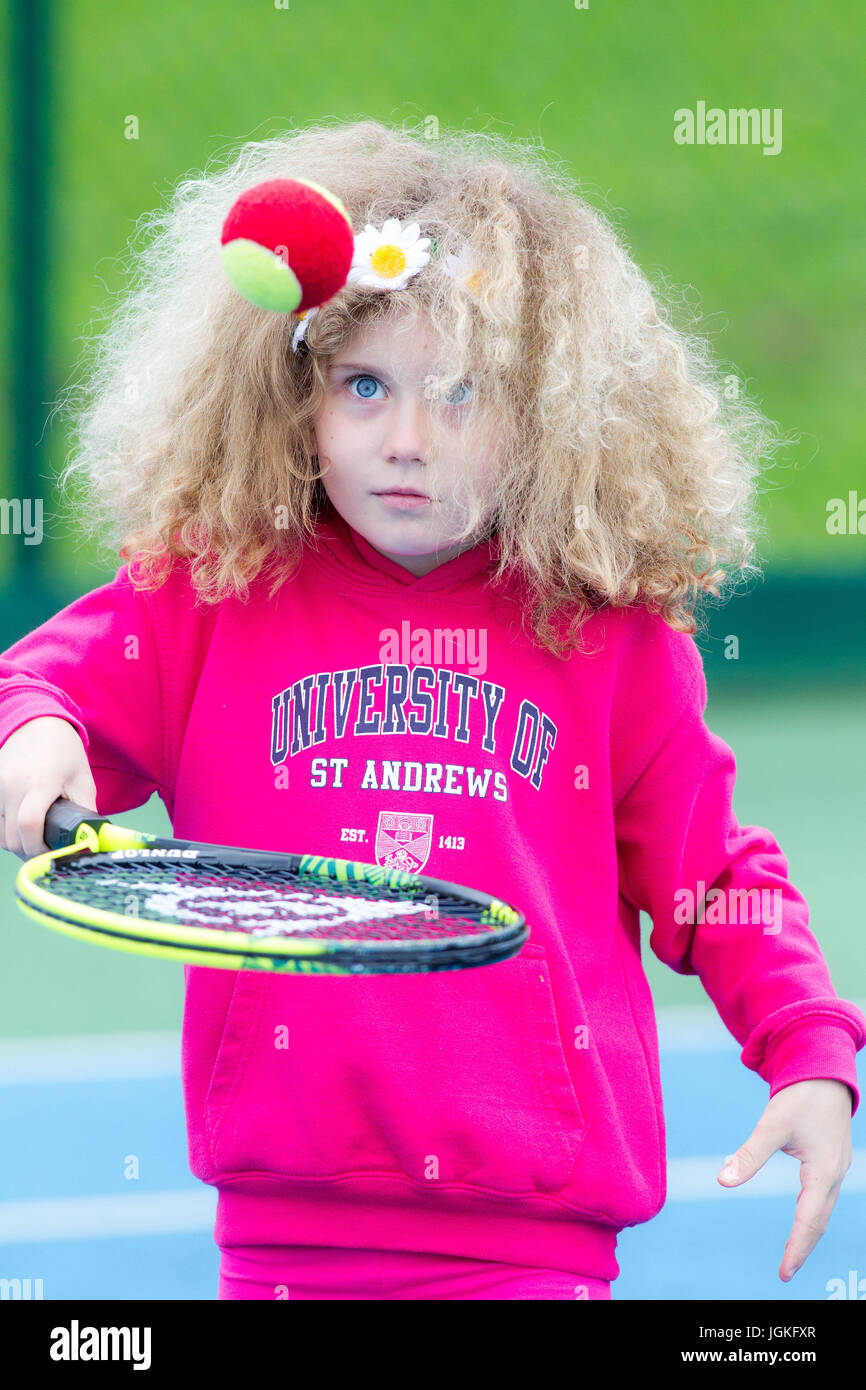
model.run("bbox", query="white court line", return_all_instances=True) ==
[0,1031,181,1083]
[0,1188,217,1243]
[1,1153,865,1242]
[1,1000,865,1081]
[665,1148,866,1201]
[656,1006,732,1053]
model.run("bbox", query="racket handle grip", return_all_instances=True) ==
[44,797,108,851]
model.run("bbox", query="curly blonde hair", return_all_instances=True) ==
[54,116,790,658]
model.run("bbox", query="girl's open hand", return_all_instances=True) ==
[717,1078,854,1282]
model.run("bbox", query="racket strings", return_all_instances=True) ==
[43,854,498,942]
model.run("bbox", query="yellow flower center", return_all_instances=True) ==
[465,269,483,297]
[370,243,407,279]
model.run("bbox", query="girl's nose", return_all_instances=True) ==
[383,392,429,463]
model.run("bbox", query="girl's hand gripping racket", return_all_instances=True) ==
[14,798,528,975]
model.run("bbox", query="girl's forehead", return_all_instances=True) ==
[332,311,451,374]
[341,307,431,349]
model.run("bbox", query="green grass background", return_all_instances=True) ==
[1,0,864,583]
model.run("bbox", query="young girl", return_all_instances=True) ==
[1,118,862,1302]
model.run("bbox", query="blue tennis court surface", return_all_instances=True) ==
[1,1009,863,1300]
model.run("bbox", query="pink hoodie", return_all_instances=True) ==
[1,502,863,1280]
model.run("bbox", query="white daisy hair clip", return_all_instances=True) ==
[348,217,432,290]
[289,220,484,355]
[443,242,485,302]
[291,307,317,351]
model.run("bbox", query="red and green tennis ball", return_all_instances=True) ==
[220,177,355,314]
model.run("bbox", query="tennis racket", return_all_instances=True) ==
[14,798,528,975]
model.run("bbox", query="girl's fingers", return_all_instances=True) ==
[778,1163,844,1280]
[718,1121,784,1185]
[17,789,52,858]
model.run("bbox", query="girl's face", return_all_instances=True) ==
[310,307,501,577]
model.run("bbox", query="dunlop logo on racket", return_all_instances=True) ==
[108,848,199,858]
[14,798,528,976]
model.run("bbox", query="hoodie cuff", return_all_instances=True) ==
[764,1019,861,1115]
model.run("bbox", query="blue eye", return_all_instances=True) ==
[348,374,385,400]
[439,378,475,405]
[442,381,473,406]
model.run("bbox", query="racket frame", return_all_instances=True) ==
[15,820,528,974]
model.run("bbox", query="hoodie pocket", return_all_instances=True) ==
[204,940,587,1195]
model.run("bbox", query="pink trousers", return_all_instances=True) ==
[218,1243,612,1300]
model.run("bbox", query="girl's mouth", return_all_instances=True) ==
[374,491,432,510]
